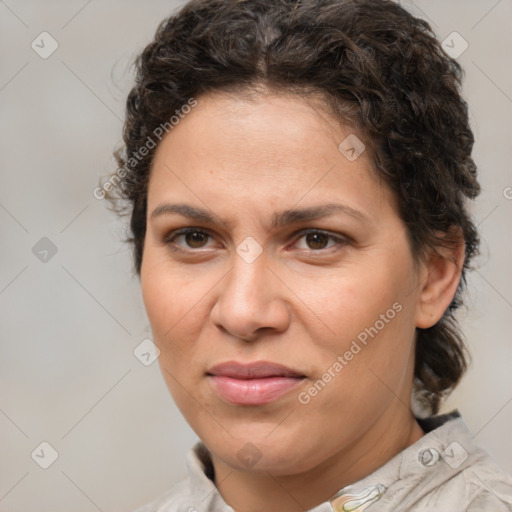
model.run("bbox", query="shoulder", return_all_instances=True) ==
[131,478,193,512]
[130,441,223,512]
[415,413,512,510]
[461,452,512,511]
[370,412,512,511]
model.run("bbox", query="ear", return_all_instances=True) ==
[415,230,466,329]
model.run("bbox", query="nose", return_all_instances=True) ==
[210,250,290,342]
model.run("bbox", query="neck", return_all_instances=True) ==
[210,406,424,512]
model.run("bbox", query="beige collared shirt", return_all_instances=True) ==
[134,412,512,511]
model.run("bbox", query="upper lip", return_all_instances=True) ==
[207,361,305,379]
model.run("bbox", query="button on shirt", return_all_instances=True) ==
[134,411,512,511]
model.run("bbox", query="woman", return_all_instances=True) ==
[107,0,512,510]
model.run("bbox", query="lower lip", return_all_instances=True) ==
[208,375,304,405]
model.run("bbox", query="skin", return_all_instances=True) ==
[140,90,465,512]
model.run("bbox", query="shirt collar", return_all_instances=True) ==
[324,411,471,511]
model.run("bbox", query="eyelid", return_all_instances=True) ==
[162,227,218,250]
[292,227,349,242]
[289,228,349,251]
[162,226,349,252]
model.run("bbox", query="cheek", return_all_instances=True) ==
[140,255,224,383]
[302,253,417,394]
[140,264,191,375]
[306,266,410,349]
[140,264,207,411]
[141,256,206,336]
[318,308,416,413]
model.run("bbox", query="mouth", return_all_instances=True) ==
[206,361,306,406]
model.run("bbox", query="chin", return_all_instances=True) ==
[206,429,325,475]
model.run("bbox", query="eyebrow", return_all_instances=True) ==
[150,202,369,229]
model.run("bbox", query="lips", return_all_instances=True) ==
[206,361,306,405]
[208,361,305,379]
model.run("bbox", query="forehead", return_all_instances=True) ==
[146,91,396,222]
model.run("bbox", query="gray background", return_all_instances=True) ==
[1,1,511,511]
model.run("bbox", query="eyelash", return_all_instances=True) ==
[162,227,348,254]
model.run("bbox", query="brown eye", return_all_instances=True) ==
[164,228,213,250]
[304,232,330,250]
[184,230,209,248]
[294,229,346,252]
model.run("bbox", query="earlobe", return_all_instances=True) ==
[415,233,465,329]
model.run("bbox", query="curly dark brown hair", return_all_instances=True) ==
[108,0,480,414]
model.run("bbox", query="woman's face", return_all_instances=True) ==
[141,91,425,475]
